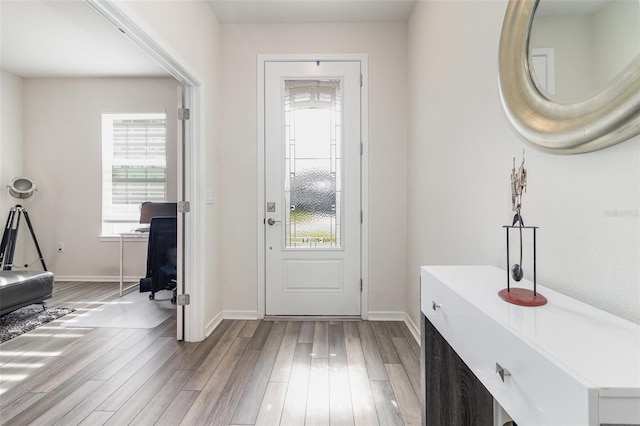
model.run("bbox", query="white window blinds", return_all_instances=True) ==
[102,113,167,235]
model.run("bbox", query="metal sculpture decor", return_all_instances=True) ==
[499,151,547,306]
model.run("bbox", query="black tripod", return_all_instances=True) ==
[0,204,47,271]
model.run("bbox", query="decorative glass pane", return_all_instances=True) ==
[284,80,342,248]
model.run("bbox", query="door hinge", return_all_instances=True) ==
[360,74,363,87]
[178,201,191,213]
[178,108,190,121]
[360,279,363,292]
[360,211,363,223]
[360,142,363,156]
[177,293,190,306]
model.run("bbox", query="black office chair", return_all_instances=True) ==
[140,217,177,303]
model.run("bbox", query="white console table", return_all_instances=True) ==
[421,265,640,426]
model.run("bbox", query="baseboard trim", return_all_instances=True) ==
[205,310,259,337]
[403,312,421,344]
[222,310,259,320]
[367,311,406,321]
[264,315,361,321]
[54,276,140,283]
[205,311,224,338]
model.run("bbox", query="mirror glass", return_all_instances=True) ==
[529,0,640,104]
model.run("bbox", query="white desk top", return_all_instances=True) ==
[421,265,640,397]
[119,231,149,239]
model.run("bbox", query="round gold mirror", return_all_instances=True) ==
[498,0,640,154]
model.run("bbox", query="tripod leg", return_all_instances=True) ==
[3,228,18,270]
[0,209,16,268]
[1,210,20,271]
[22,210,47,271]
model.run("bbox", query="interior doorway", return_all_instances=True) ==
[87,0,204,341]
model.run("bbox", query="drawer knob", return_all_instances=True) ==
[432,301,442,311]
[496,363,511,382]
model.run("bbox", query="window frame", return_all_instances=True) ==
[101,112,168,237]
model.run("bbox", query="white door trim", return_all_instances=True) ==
[85,0,206,341]
[257,54,369,319]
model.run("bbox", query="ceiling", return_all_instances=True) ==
[0,1,168,78]
[1,0,415,79]
[208,0,416,24]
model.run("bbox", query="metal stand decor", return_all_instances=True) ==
[0,205,47,271]
[499,152,547,307]
[0,178,47,271]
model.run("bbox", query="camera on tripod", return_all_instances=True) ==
[0,177,47,271]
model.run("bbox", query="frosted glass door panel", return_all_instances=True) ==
[284,80,342,249]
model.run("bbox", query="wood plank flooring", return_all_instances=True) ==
[0,281,421,425]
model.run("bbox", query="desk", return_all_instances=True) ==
[119,232,148,296]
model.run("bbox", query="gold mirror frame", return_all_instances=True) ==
[498,0,640,154]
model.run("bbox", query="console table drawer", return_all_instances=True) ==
[423,271,595,425]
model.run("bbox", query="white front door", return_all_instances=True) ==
[265,61,361,316]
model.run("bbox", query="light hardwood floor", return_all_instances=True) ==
[0,281,421,425]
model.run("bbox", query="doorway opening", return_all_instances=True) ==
[87,0,205,341]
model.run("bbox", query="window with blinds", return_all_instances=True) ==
[101,113,167,236]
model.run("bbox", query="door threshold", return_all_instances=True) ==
[264,315,362,321]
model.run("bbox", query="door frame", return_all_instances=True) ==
[257,54,369,319]
[86,0,206,341]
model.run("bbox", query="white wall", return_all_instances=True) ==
[22,77,179,278]
[407,1,640,327]
[220,23,408,316]
[0,70,25,259]
[0,70,24,214]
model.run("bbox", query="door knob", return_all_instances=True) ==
[267,218,281,226]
